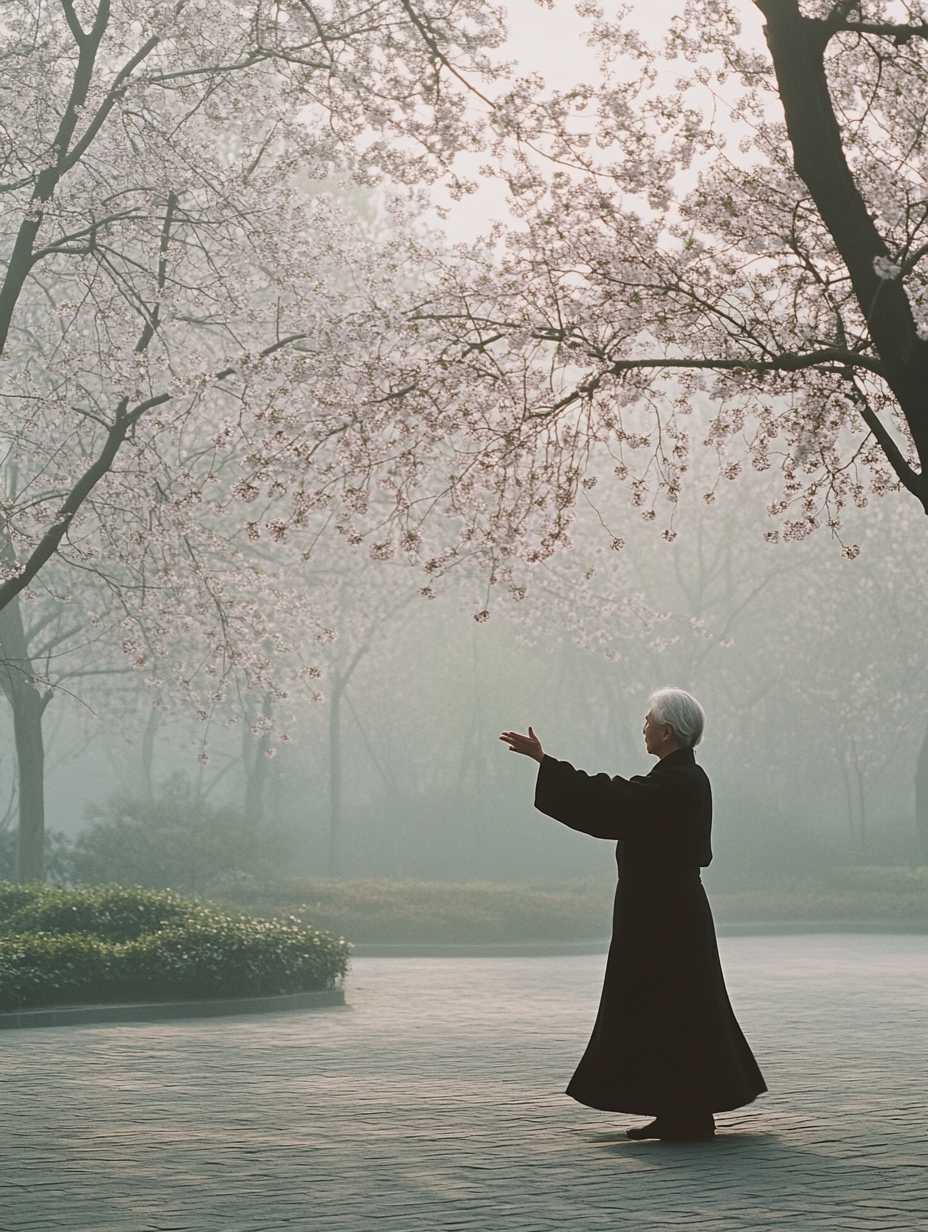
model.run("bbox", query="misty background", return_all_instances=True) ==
[1,0,925,898]
[5,443,926,893]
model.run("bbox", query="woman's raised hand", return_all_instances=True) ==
[499,726,545,763]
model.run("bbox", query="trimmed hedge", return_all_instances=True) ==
[0,882,193,941]
[0,883,350,1011]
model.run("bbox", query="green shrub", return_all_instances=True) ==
[0,882,43,926]
[0,931,114,1008]
[69,777,292,895]
[0,882,350,1011]
[124,916,350,998]
[0,883,193,941]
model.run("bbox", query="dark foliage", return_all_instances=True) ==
[0,883,193,941]
[0,825,76,884]
[0,882,349,1011]
[69,777,292,895]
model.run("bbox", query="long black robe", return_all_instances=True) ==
[535,747,766,1116]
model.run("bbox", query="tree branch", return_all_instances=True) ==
[0,393,169,614]
[846,383,924,502]
[836,20,928,44]
[603,348,885,375]
[135,191,178,353]
[523,347,887,418]
[215,332,309,379]
[30,209,143,262]
[396,0,494,108]
[62,33,164,172]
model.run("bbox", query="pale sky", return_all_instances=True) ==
[439,0,769,242]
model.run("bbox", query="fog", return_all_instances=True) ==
[6,439,926,891]
[1,0,926,894]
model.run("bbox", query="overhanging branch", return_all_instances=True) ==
[836,20,928,43]
[603,348,885,377]
[526,347,887,418]
[0,327,310,615]
[846,381,925,503]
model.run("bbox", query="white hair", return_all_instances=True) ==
[648,687,706,748]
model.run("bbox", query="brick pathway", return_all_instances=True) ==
[3,934,928,1231]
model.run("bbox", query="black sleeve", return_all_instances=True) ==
[534,754,675,840]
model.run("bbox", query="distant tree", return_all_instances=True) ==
[287,543,422,875]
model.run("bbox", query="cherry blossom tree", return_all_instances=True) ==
[0,0,517,880]
[256,0,928,577]
[12,0,928,887]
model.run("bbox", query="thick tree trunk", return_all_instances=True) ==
[756,0,928,492]
[915,727,928,864]
[0,596,51,882]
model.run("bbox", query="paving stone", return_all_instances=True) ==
[2,935,928,1230]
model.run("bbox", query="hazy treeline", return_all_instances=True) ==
[2,0,928,892]
[2,441,926,891]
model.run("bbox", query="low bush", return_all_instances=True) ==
[0,883,193,941]
[0,883,350,1011]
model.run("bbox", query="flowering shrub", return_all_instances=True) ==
[0,883,349,1011]
[0,883,193,942]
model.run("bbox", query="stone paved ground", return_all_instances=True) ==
[3,934,928,1232]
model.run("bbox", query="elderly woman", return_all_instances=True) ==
[500,687,766,1142]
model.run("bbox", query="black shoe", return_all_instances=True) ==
[658,1125,715,1141]
[626,1116,715,1142]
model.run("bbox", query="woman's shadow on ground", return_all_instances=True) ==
[580,1124,917,1216]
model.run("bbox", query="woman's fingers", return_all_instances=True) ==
[499,729,541,750]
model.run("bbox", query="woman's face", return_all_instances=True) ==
[643,710,675,757]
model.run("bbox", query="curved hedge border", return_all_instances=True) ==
[0,883,350,1011]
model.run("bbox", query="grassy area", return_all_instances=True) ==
[216,878,616,943]
[710,865,928,922]
[217,867,928,942]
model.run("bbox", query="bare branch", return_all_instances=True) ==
[835,20,928,44]
[135,191,178,353]
[0,393,169,613]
